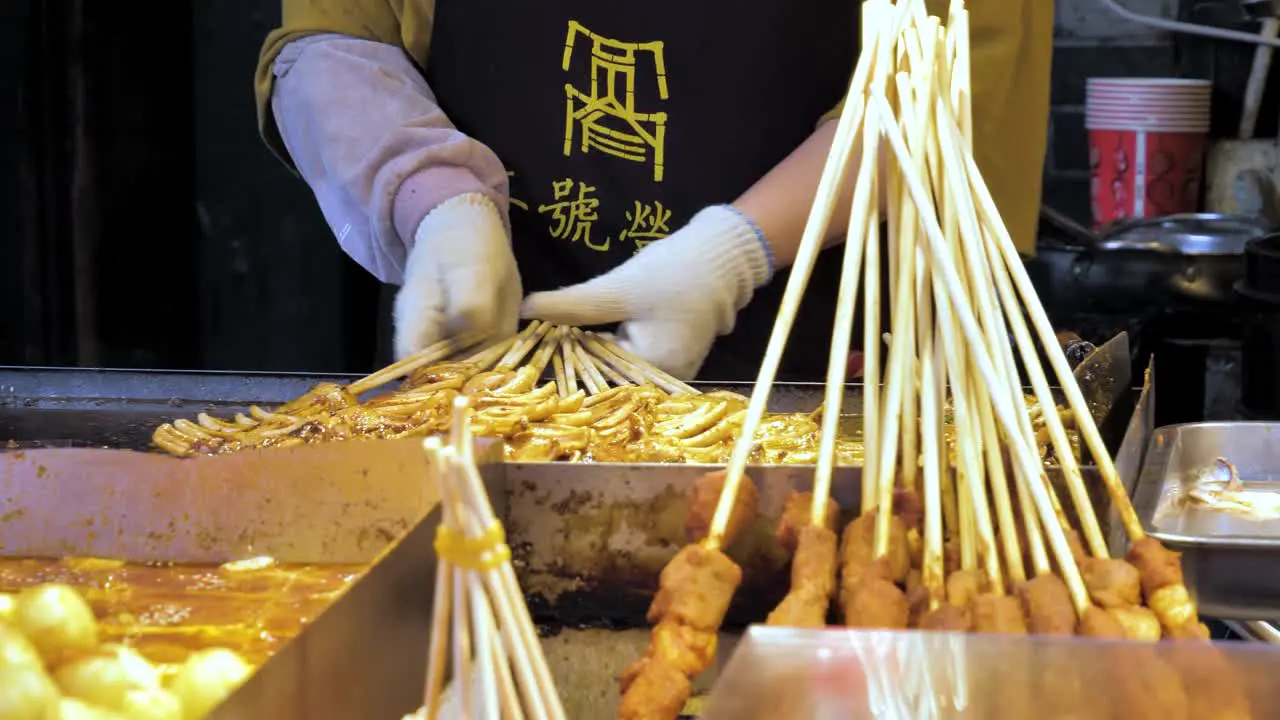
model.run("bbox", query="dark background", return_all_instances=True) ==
[0,1,380,374]
[0,0,1273,374]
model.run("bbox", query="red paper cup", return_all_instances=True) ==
[1088,127,1206,229]
[1086,116,1210,132]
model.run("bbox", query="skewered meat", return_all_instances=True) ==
[621,543,743,720]
[841,559,909,629]
[775,492,839,552]
[618,659,690,720]
[971,594,1026,634]
[1017,574,1076,636]
[1108,605,1161,642]
[1127,538,1200,634]
[648,620,717,676]
[1078,605,1125,639]
[839,513,910,585]
[789,526,839,598]
[766,526,838,628]
[685,471,759,548]
[1166,621,1211,642]
[646,545,741,629]
[918,603,969,631]
[1082,557,1142,609]
[1126,538,1184,597]
[945,569,983,610]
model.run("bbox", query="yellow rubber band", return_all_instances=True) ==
[434,522,511,571]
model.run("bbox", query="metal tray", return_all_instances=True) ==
[1133,421,1280,619]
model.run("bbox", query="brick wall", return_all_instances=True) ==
[1043,0,1181,223]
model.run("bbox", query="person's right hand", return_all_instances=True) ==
[393,193,522,359]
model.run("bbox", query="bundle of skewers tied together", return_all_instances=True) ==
[403,396,567,720]
[619,1,1248,718]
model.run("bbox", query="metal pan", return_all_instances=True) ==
[1133,421,1280,619]
[1,367,1103,452]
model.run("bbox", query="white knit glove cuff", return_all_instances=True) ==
[549,204,773,331]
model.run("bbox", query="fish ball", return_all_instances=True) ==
[55,644,160,710]
[0,592,17,622]
[0,665,61,720]
[13,584,98,663]
[53,697,124,720]
[168,648,252,719]
[0,622,45,672]
[120,687,184,720]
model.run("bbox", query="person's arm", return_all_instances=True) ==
[731,119,867,269]
[268,34,509,284]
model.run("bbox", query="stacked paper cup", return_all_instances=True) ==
[1086,78,1212,229]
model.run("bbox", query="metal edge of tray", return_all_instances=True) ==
[0,367,842,408]
[514,362,1156,630]
[1108,355,1155,557]
[504,462,1116,630]
[0,367,1107,456]
[1132,420,1280,620]
[219,450,508,720]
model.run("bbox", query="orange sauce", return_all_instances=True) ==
[0,557,365,666]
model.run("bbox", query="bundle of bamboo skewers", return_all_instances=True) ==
[405,396,567,720]
[618,1,1248,718]
[151,323,902,465]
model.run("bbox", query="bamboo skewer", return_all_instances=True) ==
[812,103,877,530]
[964,153,1145,543]
[704,6,887,549]
[582,332,694,395]
[418,397,567,720]
[872,93,1091,615]
[350,329,488,395]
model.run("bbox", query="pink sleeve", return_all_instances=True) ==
[270,34,509,284]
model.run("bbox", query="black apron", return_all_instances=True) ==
[421,1,859,381]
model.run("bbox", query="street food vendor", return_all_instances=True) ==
[254,0,1052,380]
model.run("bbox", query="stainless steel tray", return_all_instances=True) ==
[1133,421,1280,619]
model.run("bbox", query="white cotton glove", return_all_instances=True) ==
[520,205,774,379]
[394,193,522,360]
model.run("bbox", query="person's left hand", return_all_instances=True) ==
[520,205,774,379]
